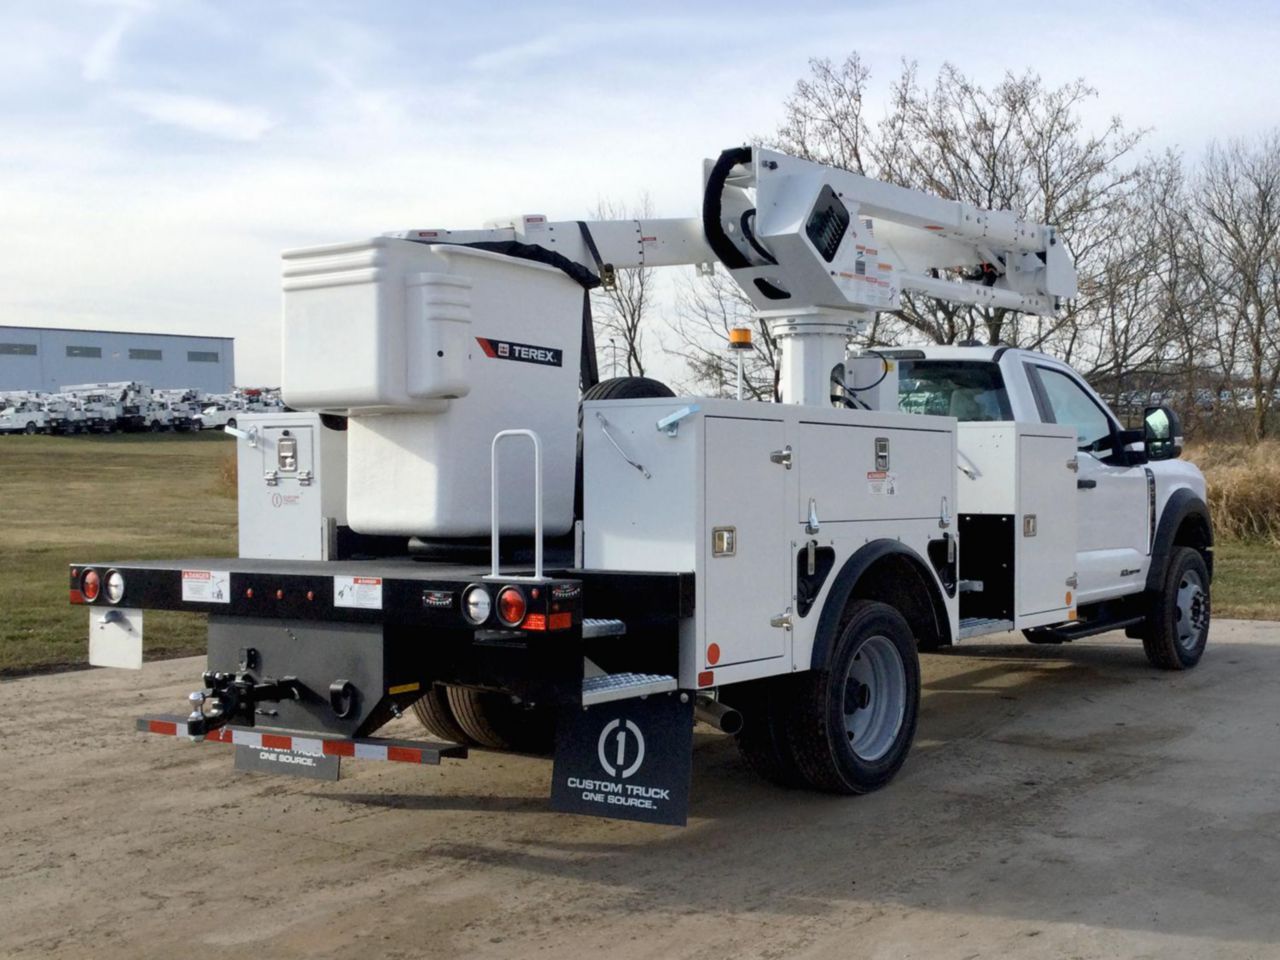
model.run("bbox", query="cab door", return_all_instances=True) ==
[1025,363,1149,605]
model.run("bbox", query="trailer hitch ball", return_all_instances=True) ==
[186,691,208,742]
[329,680,357,719]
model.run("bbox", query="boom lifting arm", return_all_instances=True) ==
[387,146,1076,406]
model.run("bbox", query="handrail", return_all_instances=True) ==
[488,429,543,581]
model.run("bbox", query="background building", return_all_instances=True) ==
[0,326,235,394]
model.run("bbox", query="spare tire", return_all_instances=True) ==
[576,376,675,518]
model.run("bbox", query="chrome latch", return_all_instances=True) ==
[770,445,793,469]
[805,498,820,535]
[1066,573,1079,589]
[1067,457,1079,472]
[263,470,279,487]
[770,609,793,631]
[298,470,313,487]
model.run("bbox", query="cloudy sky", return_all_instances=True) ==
[4,0,1279,384]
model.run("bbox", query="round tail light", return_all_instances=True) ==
[81,569,101,602]
[462,585,492,625]
[497,586,527,626]
[105,570,125,604]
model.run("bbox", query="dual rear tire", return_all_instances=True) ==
[735,600,921,794]
[410,683,555,754]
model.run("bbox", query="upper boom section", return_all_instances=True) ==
[381,145,1076,321]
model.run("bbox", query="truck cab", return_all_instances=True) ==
[890,344,1210,616]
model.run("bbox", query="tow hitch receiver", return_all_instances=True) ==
[137,714,468,782]
[551,691,693,826]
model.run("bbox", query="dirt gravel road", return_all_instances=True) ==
[3,620,1279,959]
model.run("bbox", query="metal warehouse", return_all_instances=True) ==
[0,326,235,394]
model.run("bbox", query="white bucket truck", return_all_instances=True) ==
[72,147,1210,825]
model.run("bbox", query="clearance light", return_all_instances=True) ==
[82,569,101,603]
[497,587,527,627]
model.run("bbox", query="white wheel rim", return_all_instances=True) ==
[1174,569,1208,653]
[843,634,907,762]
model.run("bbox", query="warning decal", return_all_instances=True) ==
[334,575,383,610]
[181,569,230,603]
[866,470,898,496]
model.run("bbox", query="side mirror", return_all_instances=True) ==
[1144,405,1183,461]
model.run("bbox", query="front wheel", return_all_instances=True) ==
[24,421,36,434]
[1142,547,1211,670]
[784,600,920,794]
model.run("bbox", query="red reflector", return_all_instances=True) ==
[697,670,714,688]
[69,588,85,605]
[81,569,100,602]
[522,613,547,631]
[261,734,292,750]
[323,740,355,757]
[707,643,721,666]
[548,611,572,631]
[387,746,421,763]
[497,586,527,626]
[148,720,177,736]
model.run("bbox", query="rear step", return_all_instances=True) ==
[582,618,627,639]
[582,672,678,706]
[137,715,468,765]
[958,617,1015,639]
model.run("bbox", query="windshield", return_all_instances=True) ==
[898,360,1013,421]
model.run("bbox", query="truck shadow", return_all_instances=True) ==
[328,636,1280,947]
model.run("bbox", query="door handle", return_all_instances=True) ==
[1077,478,1097,489]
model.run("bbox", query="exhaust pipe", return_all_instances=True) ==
[695,695,743,736]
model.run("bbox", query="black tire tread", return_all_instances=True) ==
[733,678,806,788]
[1142,546,1210,671]
[409,684,473,744]
[444,686,555,753]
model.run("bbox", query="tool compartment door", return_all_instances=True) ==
[702,416,789,669]
[1016,429,1077,622]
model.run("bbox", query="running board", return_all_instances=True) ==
[1025,615,1146,643]
[582,672,677,706]
[958,617,1015,639]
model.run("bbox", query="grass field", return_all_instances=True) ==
[1,433,1277,675]
[0,433,236,675]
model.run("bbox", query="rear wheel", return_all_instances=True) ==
[1142,547,1211,670]
[783,600,920,794]
[226,418,237,430]
[23,421,36,435]
[445,686,555,753]
[731,678,805,788]
[409,683,473,745]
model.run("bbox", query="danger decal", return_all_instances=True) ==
[475,337,563,367]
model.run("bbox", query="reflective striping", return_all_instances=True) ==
[388,682,421,696]
[135,714,468,766]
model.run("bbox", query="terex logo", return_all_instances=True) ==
[476,337,563,368]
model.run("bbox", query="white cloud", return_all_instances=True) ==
[81,7,138,82]
[115,89,273,141]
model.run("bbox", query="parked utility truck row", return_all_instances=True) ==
[71,146,1212,826]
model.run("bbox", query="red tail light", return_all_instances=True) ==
[81,569,101,602]
[497,586,526,626]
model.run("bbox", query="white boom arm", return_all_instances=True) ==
[387,146,1076,405]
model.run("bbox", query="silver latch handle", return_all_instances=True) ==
[770,445,793,469]
[805,498,820,535]
[770,609,793,631]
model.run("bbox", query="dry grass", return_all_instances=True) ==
[1187,439,1280,544]
[216,450,237,498]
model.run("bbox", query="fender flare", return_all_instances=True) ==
[808,539,951,671]
[1146,488,1214,590]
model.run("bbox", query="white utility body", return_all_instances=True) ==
[78,145,1214,825]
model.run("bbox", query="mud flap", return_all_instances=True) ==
[550,692,693,826]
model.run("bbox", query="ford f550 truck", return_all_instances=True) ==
[71,146,1210,826]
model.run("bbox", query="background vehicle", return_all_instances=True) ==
[71,146,1211,826]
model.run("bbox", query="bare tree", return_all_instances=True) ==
[1186,134,1280,439]
[589,195,654,378]
[667,270,780,400]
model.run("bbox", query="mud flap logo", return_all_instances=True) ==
[551,694,692,826]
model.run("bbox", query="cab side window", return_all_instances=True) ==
[1033,366,1113,449]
